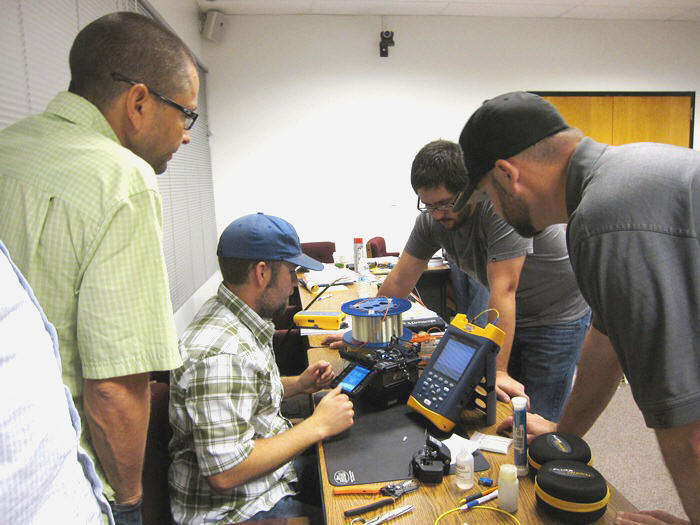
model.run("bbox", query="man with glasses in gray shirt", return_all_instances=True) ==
[378,140,590,422]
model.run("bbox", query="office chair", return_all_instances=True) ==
[142,382,174,525]
[300,241,335,264]
[365,237,399,258]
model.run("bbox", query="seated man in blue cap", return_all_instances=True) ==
[169,212,355,525]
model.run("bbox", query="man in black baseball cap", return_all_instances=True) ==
[169,213,354,525]
[457,91,572,237]
[460,91,699,524]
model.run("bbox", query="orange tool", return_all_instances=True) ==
[337,480,419,517]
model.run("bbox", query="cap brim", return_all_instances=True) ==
[451,179,477,214]
[285,253,324,271]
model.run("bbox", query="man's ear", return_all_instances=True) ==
[493,159,521,192]
[124,84,151,131]
[251,261,269,288]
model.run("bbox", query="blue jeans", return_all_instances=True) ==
[110,499,142,525]
[508,312,592,422]
[248,455,323,525]
[447,257,490,323]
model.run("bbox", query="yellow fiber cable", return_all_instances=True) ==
[433,505,521,525]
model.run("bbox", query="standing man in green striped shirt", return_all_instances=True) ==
[0,12,198,525]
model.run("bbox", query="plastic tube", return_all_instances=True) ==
[512,397,528,477]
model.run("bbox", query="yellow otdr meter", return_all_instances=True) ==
[293,311,347,330]
[407,314,505,432]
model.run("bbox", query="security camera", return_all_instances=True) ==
[379,30,395,57]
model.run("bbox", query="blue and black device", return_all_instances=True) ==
[407,315,504,431]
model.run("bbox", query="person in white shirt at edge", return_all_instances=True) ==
[0,239,114,525]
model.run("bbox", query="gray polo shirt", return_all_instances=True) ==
[405,201,589,328]
[566,137,700,428]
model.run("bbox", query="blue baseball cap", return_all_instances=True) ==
[217,212,323,271]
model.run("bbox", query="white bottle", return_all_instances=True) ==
[498,463,519,513]
[353,237,364,272]
[455,448,474,490]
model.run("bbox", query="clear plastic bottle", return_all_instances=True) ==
[512,396,528,477]
[498,463,519,513]
[455,448,474,490]
[353,237,364,272]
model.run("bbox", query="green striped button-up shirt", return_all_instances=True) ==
[0,92,182,498]
[169,283,296,524]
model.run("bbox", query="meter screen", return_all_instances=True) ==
[432,338,477,381]
[339,365,371,392]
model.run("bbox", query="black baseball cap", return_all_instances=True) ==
[457,91,569,203]
[217,212,323,271]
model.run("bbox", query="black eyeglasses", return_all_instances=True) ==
[111,72,198,130]
[416,195,459,213]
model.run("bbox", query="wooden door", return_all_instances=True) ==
[542,95,613,144]
[612,96,691,146]
[540,93,693,147]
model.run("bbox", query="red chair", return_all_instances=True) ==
[365,237,399,258]
[300,242,335,264]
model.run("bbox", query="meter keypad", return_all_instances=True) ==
[419,371,455,408]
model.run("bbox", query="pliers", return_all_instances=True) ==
[336,480,419,517]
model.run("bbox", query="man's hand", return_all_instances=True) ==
[495,370,529,405]
[311,385,354,439]
[615,510,690,525]
[497,411,557,443]
[297,361,335,393]
[321,334,345,350]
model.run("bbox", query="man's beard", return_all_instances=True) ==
[438,209,469,231]
[255,267,289,319]
[256,289,288,320]
[492,178,540,238]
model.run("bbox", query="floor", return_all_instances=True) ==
[584,382,688,520]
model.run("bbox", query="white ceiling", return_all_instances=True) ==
[197,0,700,21]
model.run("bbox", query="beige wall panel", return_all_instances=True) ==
[543,96,614,144]
[612,96,691,147]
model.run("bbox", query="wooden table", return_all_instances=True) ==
[299,284,638,524]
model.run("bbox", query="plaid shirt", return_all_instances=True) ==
[169,283,296,524]
[0,92,181,498]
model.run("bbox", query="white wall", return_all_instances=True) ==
[201,14,700,258]
[147,0,204,60]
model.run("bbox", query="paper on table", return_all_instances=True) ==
[470,431,512,454]
[442,433,480,465]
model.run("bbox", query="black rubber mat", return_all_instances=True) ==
[319,397,488,486]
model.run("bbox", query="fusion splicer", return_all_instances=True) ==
[330,335,421,408]
[407,314,505,431]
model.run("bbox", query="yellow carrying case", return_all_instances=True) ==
[293,311,347,330]
[527,432,593,472]
[535,460,610,524]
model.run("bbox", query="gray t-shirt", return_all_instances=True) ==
[405,201,589,327]
[566,137,700,428]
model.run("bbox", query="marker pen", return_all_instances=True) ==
[461,490,498,510]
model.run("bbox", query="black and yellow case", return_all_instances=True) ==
[535,460,610,524]
[528,432,593,472]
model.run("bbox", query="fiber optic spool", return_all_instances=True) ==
[341,297,412,348]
